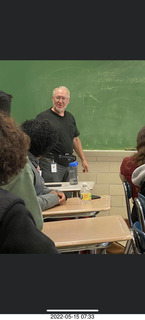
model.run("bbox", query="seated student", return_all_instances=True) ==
[120,125,145,222]
[131,164,145,222]
[1,113,43,230]
[0,90,13,115]
[0,113,58,253]
[21,118,67,211]
[120,126,145,198]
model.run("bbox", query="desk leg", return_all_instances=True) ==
[73,191,79,197]
[92,248,107,254]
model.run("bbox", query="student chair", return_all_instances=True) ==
[129,194,145,254]
[134,193,145,233]
[122,181,140,254]
[122,181,133,228]
[132,221,145,254]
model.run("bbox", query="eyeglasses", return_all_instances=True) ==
[54,96,69,101]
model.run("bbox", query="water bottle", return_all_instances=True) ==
[69,161,78,185]
[80,182,91,203]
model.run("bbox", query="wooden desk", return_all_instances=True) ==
[44,181,95,197]
[43,195,110,219]
[42,215,133,253]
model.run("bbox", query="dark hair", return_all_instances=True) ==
[21,118,58,157]
[0,90,13,115]
[133,126,145,166]
[0,113,30,184]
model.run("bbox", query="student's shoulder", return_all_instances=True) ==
[122,155,134,164]
[21,161,33,175]
[120,156,136,173]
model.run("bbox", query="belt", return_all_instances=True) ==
[47,153,76,167]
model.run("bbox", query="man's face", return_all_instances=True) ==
[52,88,70,114]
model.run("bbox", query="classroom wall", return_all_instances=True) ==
[75,150,135,219]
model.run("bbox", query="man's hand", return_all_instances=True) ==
[82,159,89,172]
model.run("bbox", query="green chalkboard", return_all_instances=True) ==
[0,60,145,150]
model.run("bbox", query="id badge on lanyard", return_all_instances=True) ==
[51,160,57,173]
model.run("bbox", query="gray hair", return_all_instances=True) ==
[53,86,70,98]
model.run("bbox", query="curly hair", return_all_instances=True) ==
[0,113,30,184]
[21,118,58,157]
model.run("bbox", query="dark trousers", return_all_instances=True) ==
[39,157,72,197]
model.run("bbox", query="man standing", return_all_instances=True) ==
[36,86,89,183]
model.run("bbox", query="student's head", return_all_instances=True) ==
[0,90,13,115]
[52,86,70,114]
[0,113,30,184]
[134,126,145,166]
[21,118,58,157]
[136,126,145,151]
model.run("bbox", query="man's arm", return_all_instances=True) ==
[73,136,89,172]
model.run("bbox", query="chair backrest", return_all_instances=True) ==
[134,193,145,233]
[122,181,133,228]
[132,221,145,253]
